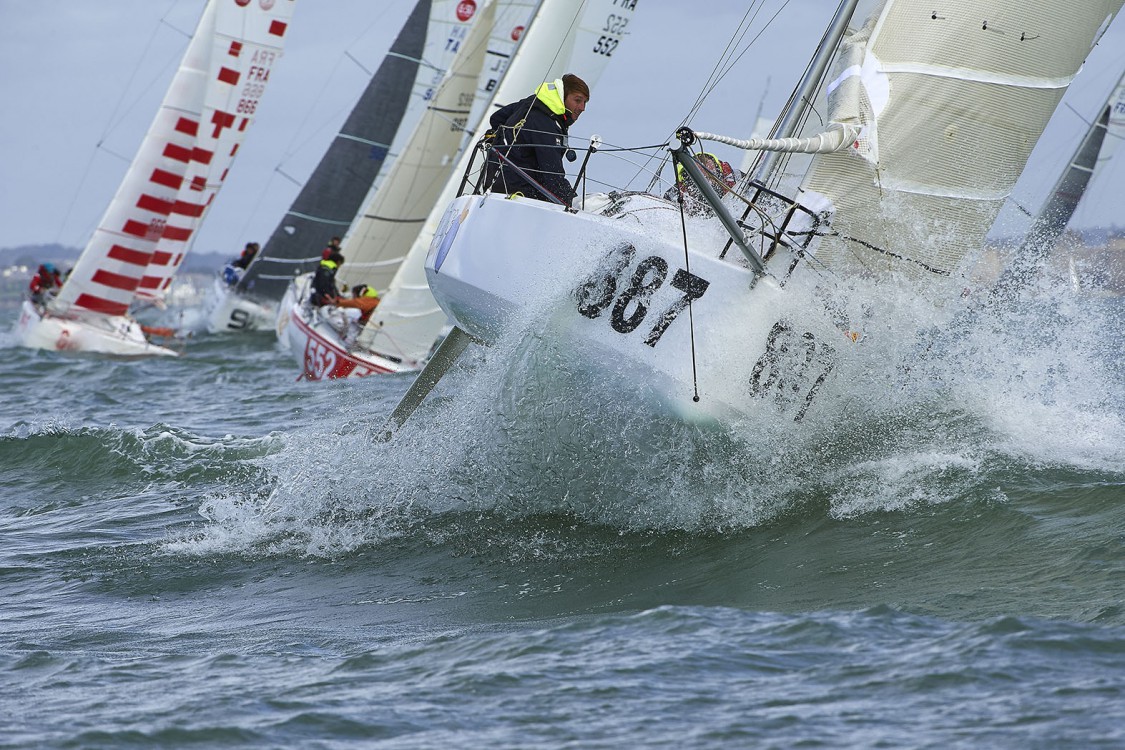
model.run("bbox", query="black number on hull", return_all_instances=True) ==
[611,256,668,333]
[643,269,710,347]
[749,321,836,422]
[575,244,636,319]
[227,309,251,330]
[574,246,710,347]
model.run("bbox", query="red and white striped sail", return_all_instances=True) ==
[53,0,295,316]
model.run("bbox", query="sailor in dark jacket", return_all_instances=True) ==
[487,73,589,207]
[310,251,343,306]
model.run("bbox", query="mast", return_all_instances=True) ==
[750,0,860,185]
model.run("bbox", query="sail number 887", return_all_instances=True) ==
[573,244,709,347]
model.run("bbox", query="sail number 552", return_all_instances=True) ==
[574,244,709,347]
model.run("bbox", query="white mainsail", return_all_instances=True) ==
[136,0,296,303]
[52,0,295,319]
[360,0,641,368]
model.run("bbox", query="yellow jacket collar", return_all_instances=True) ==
[534,78,566,116]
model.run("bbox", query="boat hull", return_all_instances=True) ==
[15,301,178,357]
[282,301,416,381]
[424,194,850,421]
[203,279,278,334]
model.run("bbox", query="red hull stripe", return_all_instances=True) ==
[136,193,174,215]
[150,169,184,190]
[75,294,129,316]
[108,244,150,266]
[92,269,141,292]
[218,67,240,85]
[172,199,206,218]
[174,118,199,137]
[270,20,287,36]
[162,225,193,242]
[164,143,193,163]
[293,312,395,379]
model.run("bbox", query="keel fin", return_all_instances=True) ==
[378,326,474,440]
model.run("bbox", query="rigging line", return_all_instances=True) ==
[681,0,794,127]
[57,1,185,246]
[629,1,793,193]
[696,0,794,108]
[675,189,702,403]
[826,230,951,277]
[681,2,763,123]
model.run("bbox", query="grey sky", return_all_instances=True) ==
[1,1,1123,254]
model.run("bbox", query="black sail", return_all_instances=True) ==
[238,0,432,300]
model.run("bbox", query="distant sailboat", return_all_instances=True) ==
[984,68,1125,299]
[17,0,296,356]
[203,0,461,334]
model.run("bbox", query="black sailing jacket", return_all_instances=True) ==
[487,94,576,207]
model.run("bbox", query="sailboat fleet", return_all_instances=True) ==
[16,0,296,356]
[14,1,1125,432]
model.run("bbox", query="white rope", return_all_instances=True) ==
[695,123,861,154]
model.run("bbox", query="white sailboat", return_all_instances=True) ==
[283,0,641,380]
[16,0,296,356]
[994,70,1125,296]
[1054,72,1125,293]
[386,0,1123,429]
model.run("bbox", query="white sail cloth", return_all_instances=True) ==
[792,0,1123,281]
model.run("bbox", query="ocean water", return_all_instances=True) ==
[2,294,1124,748]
